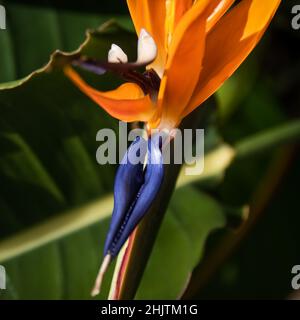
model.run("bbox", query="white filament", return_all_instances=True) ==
[107,29,157,67]
[137,28,157,65]
[108,44,128,63]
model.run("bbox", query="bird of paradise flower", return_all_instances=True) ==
[64,0,281,296]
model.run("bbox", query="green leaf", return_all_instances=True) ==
[135,186,226,299]
[170,187,226,267]
[0,3,135,300]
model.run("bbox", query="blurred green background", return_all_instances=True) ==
[0,0,299,300]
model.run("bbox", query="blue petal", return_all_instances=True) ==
[104,136,147,255]
[104,135,164,257]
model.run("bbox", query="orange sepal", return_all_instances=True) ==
[183,0,281,118]
[64,66,156,123]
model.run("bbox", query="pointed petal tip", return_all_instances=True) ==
[137,28,157,65]
[108,44,128,64]
[90,254,112,297]
[91,287,100,297]
[139,28,149,38]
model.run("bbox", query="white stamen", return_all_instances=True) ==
[91,254,111,297]
[137,28,157,65]
[108,44,128,63]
